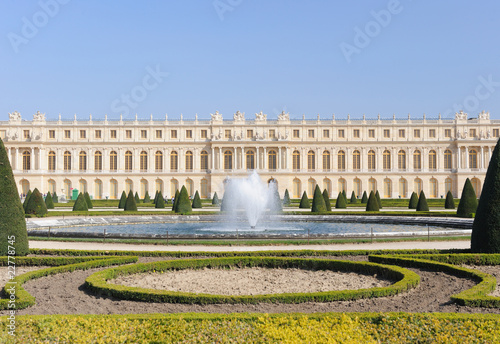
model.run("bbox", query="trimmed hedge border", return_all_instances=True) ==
[84,256,420,304]
[0,256,137,310]
[369,254,500,308]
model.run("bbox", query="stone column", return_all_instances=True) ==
[481,146,484,169]
[211,147,215,171]
[457,146,461,170]
[465,147,469,169]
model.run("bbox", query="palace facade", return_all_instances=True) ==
[2,110,497,201]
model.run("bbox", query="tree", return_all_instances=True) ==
[365,191,380,212]
[350,191,357,203]
[25,188,48,216]
[416,191,429,211]
[444,191,455,209]
[335,192,347,209]
[134,192,140,204]
[72,192,88,211]
[84,191,93,209]
[124,190,138,211]
[192,190,202,208]
[0,138,29,255]
[457,178,478,218]
[143,191,151,203]
[118,191,127,209]
[172,189,180,211]
[471,139,500,252]
[299,191,310,208]
[361,191,368,204]
[322,189,331,211]
[283,189,291,206]
[311,185,327,213]
[375,190,382,209]
[408,192,418,209]
[212,192,220,206]
[52,191,59,203]
[45,192,55,209]
[174,186,192,214]
[23,190,32,211]
[155,191,165,208]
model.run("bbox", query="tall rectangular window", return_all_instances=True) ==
[49,130,55,139]
[23,130,30,139]
[383,129,390,138]
[110,130,117,138]
[269,129,275,138]
[368,129,375,138]
[469,129,476,137]
[414,129,420,138]
[126,130,132,139]
[353,129,360,138]
[186,130,192,139]
[95,130,101,139]
[141,130,147,139]
[429,129,436,138]
[80,130,86,139]
[225,130,231,138]
[156,130,162,139]
[338,129,345,138]
[398,129,405,138]
[171,130,177,139]
[308,129,314,138]
[293,129,300,138]
[64,130,71,139]
[323,129,329,138]
[201,130,207,139]
[494,129,500,137]
[444,129,451,138]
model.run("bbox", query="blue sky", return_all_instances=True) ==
[0,0,499,121]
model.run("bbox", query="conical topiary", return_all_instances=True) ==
[143,191,151,203]
[416,191,429,211]
[134,192,140,204]
[72,192,88,211]
[23,190,32,211]
[350,191,357,203]
[25,188,48,216]
[52,191,58,203]
[444,191,455,209]
[457,178,478,218]
[153,190,159,205]
[311,185,327,213]
[408,192,418,209]
[366,191,380,211]
[375,190,382,208]
[155,191,165,208]
[322,189,331,212]
[335,192,347,209]
[172,189,180,211]
[124,190,138,211]
[84,191,93,209]
[361,191,368,203]
[212,192,220,206]
[45,192,54,209]
[471,138,500,252]
[192,190,202,208]
[0,138,29,255]
[299,191,310,208]
[118,191,127,209]
[283,189,291,206]
[342,190,347,201]
[174,186,192,214]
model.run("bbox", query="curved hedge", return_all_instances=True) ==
[84,256,420,304]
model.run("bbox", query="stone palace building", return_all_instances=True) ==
[1,110,497,201]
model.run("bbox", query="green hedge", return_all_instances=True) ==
[84,256,419,304]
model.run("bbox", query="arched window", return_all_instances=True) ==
[224,150,233,170]
[200,150,208,171]
[20,180,30,196]
[268,150,277,171]
[323,150,331,171]
[353,178,361,197]
[383,150,391,171]
[293,178,301,198]
[185,151,193,171]
[94,179,103,200]
[48,151,56,171]
[413,150,421,171]
[414,178,422,194]
[352,150,360,171]
[430,178,438,198]
[170,179,179,197]
[110,151,117,171]
[125,151,133,172]
[79,179,87,194]
[155,151,163,172]
[63,151,71,171]
[369,178,376,193]
[170,151,178,171]
[246,150,255,170]
[140,151,148,172]
[308,150,315,171]
[94,151,102,171]
[399,178,407,198]
[323,178,331,197]
[444,149,452,170]
[471,178,481,197]
[469,149,478,169]
[125,179,133,193]
[308,178,316,196]
[140,179,148,198]
[64,179,71,199]
[200,179,208,198]
[445,178,453,195]
[109,179,118,199]
[47,179,56,194]
[398,150,406,171]
[22,150,31,171]
[429,150,437,171]
[368,150,376,171]
[384,178,392,198]
[292,150,300,171]
[79,151,87,171]
[155,179,163,194]
[338,178,346,193]
[186,179,194,196]
[337,150,345,171]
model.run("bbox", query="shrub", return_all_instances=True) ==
[322,189,331,211]
[350,191,357,203]
[52,191,58,203]
[342,190,347,201]
[23,190,32,211]
[118,191,127,209]
[335,192,347,209]
[408,192,418,209]
[283,189,291,206]
[84,191,93,209]
[375,190,382,208]
[143,191,151,203]
[192,191,202,208]
[25,188,48,216]
[212,192,220,206]
[366,191,380,211]
[0,138,29,256]
[311,185,327,212]
[445,191,455,209]
[153,190,159,205]
[172,189,180,211]
[155,191,165,208]
[134,192,140,204]
[72,192,89,211]
[472,139,500,253]
[299,191,310,208]
[124,191,138,211]
[416,191,429,211]
[174,186,192,214]
[44,192,54,209]
[361,191,368,203]
[457,178,478,218]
